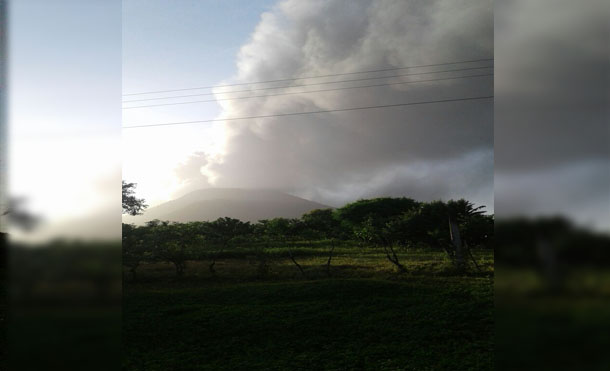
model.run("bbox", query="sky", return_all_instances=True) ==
[6,0,607,239]
[123,0,495,214]
[8,0,122,240]
[123,0,277,207]
[494,0,609,231]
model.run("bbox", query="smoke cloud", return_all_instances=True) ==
[177,0,494,209]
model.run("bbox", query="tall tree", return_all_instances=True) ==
[122,181,148,216]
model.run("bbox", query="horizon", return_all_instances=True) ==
[129,185,496,209]
[122,185,494,227]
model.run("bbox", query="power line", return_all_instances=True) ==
[123,95,494,129]
[123,65,493,103]
[122,73,493,110]
[123,58,493,96]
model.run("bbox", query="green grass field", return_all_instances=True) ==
[123,247,494,370]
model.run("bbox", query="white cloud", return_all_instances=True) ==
[181,0,494,208]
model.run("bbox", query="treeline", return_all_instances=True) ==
[496,216,610,267]
[122,197,493,279]
[495,216,610,292]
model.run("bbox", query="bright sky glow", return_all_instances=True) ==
[122,0,276,207]
[9,0,122,239]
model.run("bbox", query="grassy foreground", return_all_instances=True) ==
[495,267,610,371]
[124,248,493,370]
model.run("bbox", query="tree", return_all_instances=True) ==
[336,198,419,273]
[205,217,251,274]
[394,199,490,271]
[337,197,419,227]
[460,214,494,248]
[264,218,308,278]
[122,180,147,280]
[144,220,195,277]
[302,209,340,238]
[337,197,419,244]
[122,180,148,216]
[122,223,148,281]
[447,199,486,270]
[252,220,274,278]
[302,209,342,276]
[2,197,40,231]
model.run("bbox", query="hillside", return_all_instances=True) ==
[123,188,330,224]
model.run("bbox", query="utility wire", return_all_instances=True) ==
[123,95,493,129]
[123,58,493,96]
[123,73,493,110]
[123,65,493,103]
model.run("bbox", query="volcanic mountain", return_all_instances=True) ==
[123,188,331,224]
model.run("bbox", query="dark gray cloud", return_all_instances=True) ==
[495,0,608,171]
[177,0,494,209]
[495,0,609,230]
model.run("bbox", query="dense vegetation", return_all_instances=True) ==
[122,197,493,280]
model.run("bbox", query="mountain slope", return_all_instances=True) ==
[123,188,330,224]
